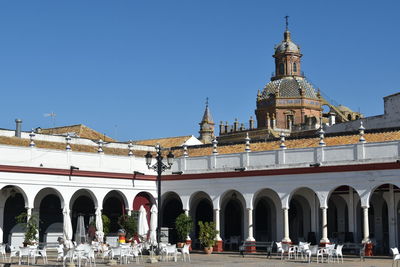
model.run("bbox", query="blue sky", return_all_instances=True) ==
[0,0,399,141]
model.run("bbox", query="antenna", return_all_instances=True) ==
[44,112,57,128]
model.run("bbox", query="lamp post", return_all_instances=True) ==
[145,144,174,247]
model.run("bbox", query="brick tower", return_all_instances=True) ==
[255,18,322,131]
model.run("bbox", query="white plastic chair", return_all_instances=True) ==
[324,244,336,263]
[33,246,48,264]
[9,246,20,263]
[276,242,287,260]
[63,249,77,266]
[332,244,344,263]
[0,244,6,261]
[19,247,31,265]
[288,245,297,259]
[57,245,64,262]
[111,247,123,264]
[163,244,178,262]
[181,243,191,262]
[391,247,400,267]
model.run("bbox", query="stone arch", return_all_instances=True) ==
[327,185,361,243]
[368,183,400,254]
[220,190,246,249]
[161,192,183,244]
[103,190,129,234]
[189,191,213,246]
[70,189,97,243]
[0,185,28,244]
[253,188,281,242]
[288,187,320,244]
[33,187,64,242]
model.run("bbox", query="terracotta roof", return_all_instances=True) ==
[171,129,400,158]
[134,136,193,148]
[0,136,150,157]
[40,124,116,142]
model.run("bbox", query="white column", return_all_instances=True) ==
[282,208,291,243]
[246,208,255,241]
[320,207,330,243]
[214,209,222,241]
[26,207,32,220]
[348,188,355,233]
[362,206,370,243]
[388,185,396,248]
[184,209,191,240]
[0,207,4,243]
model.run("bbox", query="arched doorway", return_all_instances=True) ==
[289,188,319,244]
[369,184,399,254]
[221,190,245,250]
[2,186,26,244]
[327,186,361,243]
[253,189,280,242]
[39,194,62,242]
[103,191,127,234]
[70,190,96,243]
[189,192,213,248]
[161,192,183,244]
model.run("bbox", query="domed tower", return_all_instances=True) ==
[199,98,215,144]
[255,18,322,130]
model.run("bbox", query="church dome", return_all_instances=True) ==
[274,31,300,55]
[260,76,319,100]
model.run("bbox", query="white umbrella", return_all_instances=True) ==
[137,205,149,240]
[95,208,104,242]
[149,204,158,245]
[63,207,73,247]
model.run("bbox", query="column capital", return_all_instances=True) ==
[213,208,220,212]
[320,206,328,210]
[282,207,289,211]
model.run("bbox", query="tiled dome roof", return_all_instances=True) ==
[260,76,319,100]
[274,30,300,55]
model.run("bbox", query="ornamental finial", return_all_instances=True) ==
[285,15,289,31]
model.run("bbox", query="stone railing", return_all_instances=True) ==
[0,144,151,174]
[172,141,400,174]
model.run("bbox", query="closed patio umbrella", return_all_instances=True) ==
[95,208,104,242]
[63,207,73,247]
[138,205,149,240]
[149,204,158,245]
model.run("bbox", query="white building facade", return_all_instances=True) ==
[0,137,399,254]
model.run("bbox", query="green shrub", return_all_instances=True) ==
[175,213,193,242]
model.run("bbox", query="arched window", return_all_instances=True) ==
[347,114,352,121]
[279,63,284,75]
[293,62,297,73]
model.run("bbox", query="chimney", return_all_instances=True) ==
[329,112,336,126]
[15,119,22,138]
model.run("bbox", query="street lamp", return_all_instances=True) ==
[145,144,174,247]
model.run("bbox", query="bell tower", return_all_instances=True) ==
[272,16,303,80]
[199,98,215,144]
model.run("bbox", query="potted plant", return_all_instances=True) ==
[198,221,219,254]
[15,212,39,246]
[175,213,193,247]
[118,214,137,241]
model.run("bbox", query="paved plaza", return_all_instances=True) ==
[2,252,394,267]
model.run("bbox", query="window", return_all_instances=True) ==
[293,62,297,73]
[279,63,284,75]
[286,115,294,129]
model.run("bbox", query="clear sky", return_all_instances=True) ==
[0,0,399,141]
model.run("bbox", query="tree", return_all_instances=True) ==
[175,213,193,242]
[15,212,39,245]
